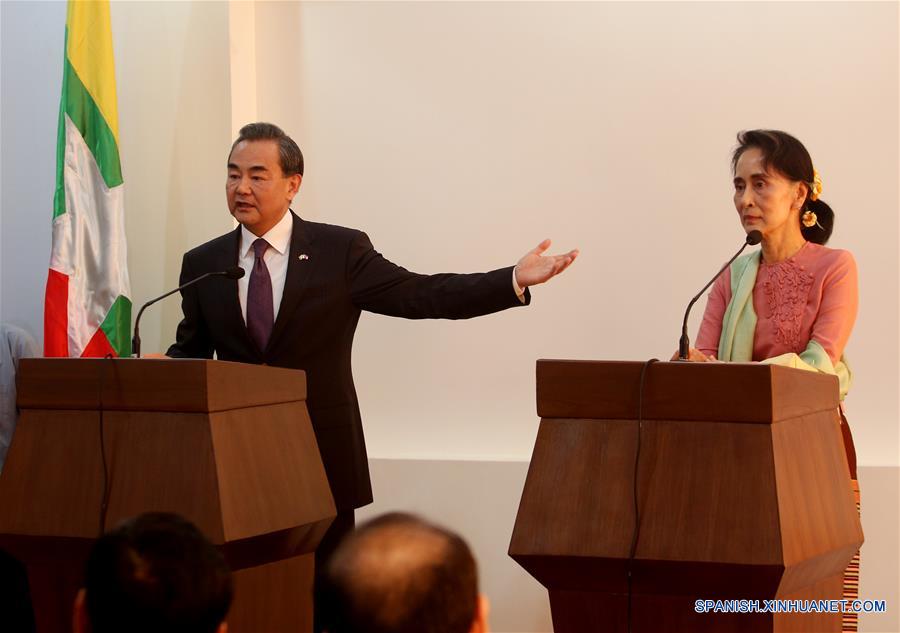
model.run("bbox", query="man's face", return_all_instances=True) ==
[226,139,302,237]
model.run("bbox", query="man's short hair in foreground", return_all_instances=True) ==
[73,512,232,633]
[318,512,489,633]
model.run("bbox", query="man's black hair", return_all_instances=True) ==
[84,512,232,633]
[230,122,304,176]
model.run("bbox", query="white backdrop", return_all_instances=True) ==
[253,1,899,465]
[1,1,897,465]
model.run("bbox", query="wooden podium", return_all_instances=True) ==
[0,358,336,633]
[509,360,863,633]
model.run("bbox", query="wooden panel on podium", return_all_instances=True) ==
[510,360,863,633]
[0,358,335,633]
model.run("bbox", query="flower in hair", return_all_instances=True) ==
[809,169,823,201]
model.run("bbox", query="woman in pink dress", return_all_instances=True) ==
[686,129,860,631]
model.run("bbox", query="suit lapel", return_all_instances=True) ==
[266,211,315,354]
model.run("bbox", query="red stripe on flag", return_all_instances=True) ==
[82,327,116,358]
[44,269,69,356]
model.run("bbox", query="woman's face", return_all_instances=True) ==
[732,147,806,239]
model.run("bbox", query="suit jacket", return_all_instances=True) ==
[167,211,530,510]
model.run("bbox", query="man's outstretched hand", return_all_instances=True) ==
[514,239,579,288]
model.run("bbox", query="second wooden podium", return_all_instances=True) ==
[0,358,336,633]
[510,360,863,633]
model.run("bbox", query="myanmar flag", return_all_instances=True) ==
[44,0,131,358]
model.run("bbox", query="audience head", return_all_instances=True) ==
[319,512,489,633]
[74,512,232,633]
[731,129,834,244]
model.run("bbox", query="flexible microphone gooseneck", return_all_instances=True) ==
[131,266,245,357]
[677,230,762,360]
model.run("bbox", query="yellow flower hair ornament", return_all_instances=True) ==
[809,169,823,201]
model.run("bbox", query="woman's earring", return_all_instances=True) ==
[801,209,818,228]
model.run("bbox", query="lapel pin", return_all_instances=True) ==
[298,254,309,261]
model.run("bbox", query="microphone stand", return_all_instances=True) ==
[132,268,244,357]
[678,231,761,360]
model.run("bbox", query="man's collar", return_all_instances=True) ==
[240,210,293,257]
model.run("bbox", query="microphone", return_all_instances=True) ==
[677,231,761,360]
[131,266,245,357]
[221,266,246,280]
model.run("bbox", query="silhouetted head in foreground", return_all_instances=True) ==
[74,512,232,633]
[318,512,489,633]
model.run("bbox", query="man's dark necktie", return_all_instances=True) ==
[247,238,274,352]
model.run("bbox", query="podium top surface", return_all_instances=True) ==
[536,360,840,424]
[16,358,306,413]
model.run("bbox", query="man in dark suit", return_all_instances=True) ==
[166,122,577,626]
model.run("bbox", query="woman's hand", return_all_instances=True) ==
[669,348,716,362]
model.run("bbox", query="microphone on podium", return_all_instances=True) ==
[131,266,245,358]
[677,230,762,361]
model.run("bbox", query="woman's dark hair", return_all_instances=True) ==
[732,129,834,244]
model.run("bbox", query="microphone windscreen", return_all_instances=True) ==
[746,230,763,246]
[224,266,246,280]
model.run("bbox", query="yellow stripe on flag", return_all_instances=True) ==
[66,0,119,142]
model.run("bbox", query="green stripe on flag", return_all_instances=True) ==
[63,55,123,188]
[64,59,123,189]
[53,29,69,219]
[99,295,133,358]
[53,28,124,219]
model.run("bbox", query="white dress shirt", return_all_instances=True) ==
[237,210,293,322]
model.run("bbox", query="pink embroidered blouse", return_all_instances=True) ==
[695,242,858,364]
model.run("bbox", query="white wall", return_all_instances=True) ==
[3,2,895,464]
[0,0,64,336]
[252,1,899,466]
[113,0,233,355]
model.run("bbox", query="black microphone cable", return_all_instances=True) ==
[97,352,115,536]
[627,358,658,633]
